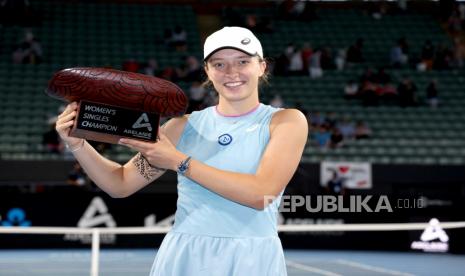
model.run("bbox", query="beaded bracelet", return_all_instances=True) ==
[65,139,85,153]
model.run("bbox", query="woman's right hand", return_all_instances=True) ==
[55,102,84,148]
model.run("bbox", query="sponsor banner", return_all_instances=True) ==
[0,187,464,253]
[321,161,372,189]
[411,218,449,253]
[0,188,177,248]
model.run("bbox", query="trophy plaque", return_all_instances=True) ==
[46,67,188,144]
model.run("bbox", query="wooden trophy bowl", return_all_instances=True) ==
[46,67,188,117]
[46,68,188,144]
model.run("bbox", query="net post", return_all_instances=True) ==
[90,228,100,276]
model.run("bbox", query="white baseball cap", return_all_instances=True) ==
[203,26,263,61]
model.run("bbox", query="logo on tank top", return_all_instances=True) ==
[218,134,233,145]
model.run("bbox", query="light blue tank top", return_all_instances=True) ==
[174,103,282,238]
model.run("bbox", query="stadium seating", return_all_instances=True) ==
[0,1,199,161]
[0,2,463,165]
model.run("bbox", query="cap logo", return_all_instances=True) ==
[241,38,251,45]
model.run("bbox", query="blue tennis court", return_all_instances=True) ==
[0,249,464,276]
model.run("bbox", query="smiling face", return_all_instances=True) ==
[204,48,266,104]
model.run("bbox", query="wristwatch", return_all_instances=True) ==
[177,156,192,175]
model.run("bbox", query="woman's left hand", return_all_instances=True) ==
[119,129,186,171]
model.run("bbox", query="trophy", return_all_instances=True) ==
[46,68,188,144]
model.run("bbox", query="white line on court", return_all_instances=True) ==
[286,260,342,276]
[335,259,415,276]
[0,260,43,264]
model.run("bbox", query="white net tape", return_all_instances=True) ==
[1,221,464,276]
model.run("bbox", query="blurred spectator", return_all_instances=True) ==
[245,14,258,32]
[159,67,176,81]
[447,9,462,34]
[12,30,43,64]
[398,37,409,61]
[142,58,160,76]
[176,55,202,82]
[356,68,396,105]
[325,112,338,128]
[162,26,187,51]
[284,43,296,58]
[309,49,323,79]
[343,79,359,100]
[433,43,453,70]
[426,80,439,109]
[171,25,187,51]
[42,122,63,154]
[346,38,364,64]
[273,43,295,76]
[162,28,173,47]
[459,3,465,23]
[310,111,325,127]
[419,40,435,71]
[389,42,405,68]
[310,112,372,150]
[238,12,274,34]
[337,116,355,139]
[279,0,303,20]
[371,1,389,20]
[374,67,396,98]
[290,1,306,18]
[278,1,317,21]
[360,81,379,106]
[203,89,219,107]
[256,16,274,33]
[358,69,379,106]
[312,125,330,149]
[122,58,140,72]
[274,52,290,76]
[354,121,372,139]
[245,13,257,28]
[67,162,93,191]
[397,0,408,13]
[320,47,335,70]
[374,67,391,85]
[460,3,465,19]
[326,171,345,195]
[270,94,285,108]
[329,127,344,149]
[390,39,408,68]
[359,67,376,84]
[397,77,418,107]
[288,48,305,75]
[187,81,207,113]
[301,42,313,73]
[335,49,346,71]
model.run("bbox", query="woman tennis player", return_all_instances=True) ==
[56,26,308,275]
